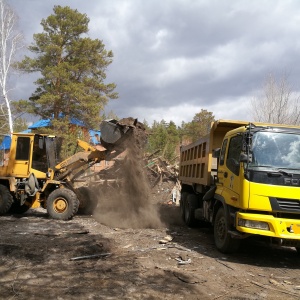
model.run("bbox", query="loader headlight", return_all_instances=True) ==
[238,218,270,231]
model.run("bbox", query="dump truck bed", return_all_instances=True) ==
[179,120,249,187]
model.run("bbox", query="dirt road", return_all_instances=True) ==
[0,205,300,300]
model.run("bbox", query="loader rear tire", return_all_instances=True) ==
[47,188,79,220]
[9,201,31,214]
[0,184,13,214]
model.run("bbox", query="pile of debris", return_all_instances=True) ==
[144,152,180,206]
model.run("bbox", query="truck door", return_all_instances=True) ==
[218,134,243,206]
[12,136,31,176]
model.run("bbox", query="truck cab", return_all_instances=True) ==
[179,120,300,253]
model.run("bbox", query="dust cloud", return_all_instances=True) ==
[92,120,165,229]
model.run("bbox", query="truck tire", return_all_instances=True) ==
[214,207,240,253]
[47,188,79,220]
[184,194,198,227]
[0,184,13,214]
[180,192,188,221]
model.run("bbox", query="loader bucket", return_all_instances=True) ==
[100,119,133,150]
[100,118,147,152]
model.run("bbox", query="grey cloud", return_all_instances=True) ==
[8,0,300,125]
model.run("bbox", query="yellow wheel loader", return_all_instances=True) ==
[0,118,144,220]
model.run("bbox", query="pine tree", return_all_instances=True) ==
[182,109,215,143]
[14,6,118,156]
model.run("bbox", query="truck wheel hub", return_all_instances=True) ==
[216,218,226,240]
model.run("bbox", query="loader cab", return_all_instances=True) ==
[31,135,58,173]
[6,133,58,178]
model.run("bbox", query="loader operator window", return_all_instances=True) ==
[32,136,48,172]
[226,135,243,176]
[16,137,30,161]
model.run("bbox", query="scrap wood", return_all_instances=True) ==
[216,259,235,270]
[251,281,299,297]
[213,285,251,300]
[70,253,111,261]
[32,229,89,236]
[175,257,191,265]
[172,271,206,284]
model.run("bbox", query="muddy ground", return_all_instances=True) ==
[1,202,300,300]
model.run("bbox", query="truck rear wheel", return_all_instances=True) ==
[0,184,13,214]
[214,207,240,253]
[47,188,79,220]
[184,194,197,227]
[180,192,188,221]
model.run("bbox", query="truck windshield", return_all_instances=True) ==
[249,131,300,170]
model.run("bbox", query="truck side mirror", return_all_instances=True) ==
[213,148,221,158]
[240,153,252,163]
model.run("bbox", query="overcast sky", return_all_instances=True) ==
[8,0,300,126]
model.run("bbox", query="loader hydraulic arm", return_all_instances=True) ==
[53,118,146,185]
[54,140,106,182]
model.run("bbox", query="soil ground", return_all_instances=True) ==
[1,203,300,300]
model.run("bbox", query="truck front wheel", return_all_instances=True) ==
[47,188,79,220]
[0,184,13,214]
[214,207,240,253]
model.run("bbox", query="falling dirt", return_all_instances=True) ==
[93,118,164,229]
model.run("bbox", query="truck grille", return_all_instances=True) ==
[275,198,300,212]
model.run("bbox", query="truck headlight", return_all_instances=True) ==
[238,219,270,231]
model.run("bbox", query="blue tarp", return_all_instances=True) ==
[2,116,100,150]
[29,116,86,129]
[28,119,51,129]
[89,129,101,145]
[0,135,11,150]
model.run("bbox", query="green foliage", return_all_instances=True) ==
[101,110,119,121]
[14,5,118,150]
[181,109,215,142]
[0,107,28,135]
[13,117,28,133]
[147,120,179,162]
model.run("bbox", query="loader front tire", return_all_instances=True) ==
[77,186,98,215]
[47,188,79,220]
[0,184,13,214]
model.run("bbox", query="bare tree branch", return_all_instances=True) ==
[0,0,23,135]
[251,73,300,125]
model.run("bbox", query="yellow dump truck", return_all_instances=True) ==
[179,120,300,253]
[0,119,141,220]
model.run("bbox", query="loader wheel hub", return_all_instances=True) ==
[53,198,68,213]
